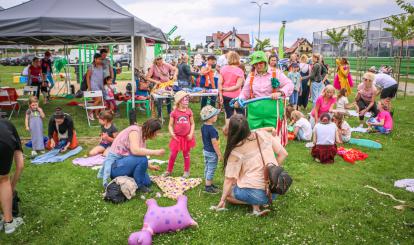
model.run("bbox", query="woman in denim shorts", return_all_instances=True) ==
[213,115,288,216]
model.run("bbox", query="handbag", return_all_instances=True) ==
[256,132,293,202]
[135,68,150,91]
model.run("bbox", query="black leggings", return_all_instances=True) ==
[298,80,310,108]
[0,142,14,175]
[356,99,378,121]
[223,96,245,119]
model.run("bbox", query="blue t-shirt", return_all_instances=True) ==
[201,124,219,153]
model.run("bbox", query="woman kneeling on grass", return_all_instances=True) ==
[98,119,165,193]
[214,114,288,216]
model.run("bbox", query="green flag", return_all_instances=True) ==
[278,23,285,59]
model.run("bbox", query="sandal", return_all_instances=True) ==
[250,209,271,217]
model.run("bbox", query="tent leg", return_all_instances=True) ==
[131,36,135,109]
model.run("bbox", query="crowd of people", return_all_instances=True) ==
[0,48,400,234]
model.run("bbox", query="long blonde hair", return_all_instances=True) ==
[291,110,304,122]
[321,85,335,98]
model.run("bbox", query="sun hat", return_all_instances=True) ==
[174,91,189,106]
[249,51,268,65]
[200,105,220,121]
[363,72,375,82]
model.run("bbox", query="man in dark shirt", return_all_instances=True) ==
[41,51,54,97]
[0,119,24,234]
[177,54,200,89]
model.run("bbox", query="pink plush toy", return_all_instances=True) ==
[128,195,197,245]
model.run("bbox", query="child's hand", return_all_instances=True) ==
[171,132,177,140]
[25,126,30,131]
[149,164,160,171]
[186,133,193,140]
[102,133,109,141]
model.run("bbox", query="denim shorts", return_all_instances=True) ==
[203,150,218,181]
[232,185,277,205]
[99,142,111,149]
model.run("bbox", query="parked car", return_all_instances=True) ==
[114,53,131,69]
[20,54,37,66]
[0,57,11,66]
[9,56,23,66]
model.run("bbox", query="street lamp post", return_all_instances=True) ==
[251,1,269,41]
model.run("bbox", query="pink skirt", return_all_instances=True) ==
[333,74,341,90]
[169,135,196,152]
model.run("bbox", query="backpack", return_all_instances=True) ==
[256,132,292,202]
[104,182,126,204]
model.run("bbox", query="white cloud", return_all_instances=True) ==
[308,0,392,14]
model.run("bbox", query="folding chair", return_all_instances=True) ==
[83,90,106,127]
[0,89,18,120]
[16,86,38,114]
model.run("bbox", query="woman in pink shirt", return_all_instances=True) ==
[356,72,378,127]
[218,51,245,125]
[146,56,178,119]
[311,85,337,127]
[234,51,293,145]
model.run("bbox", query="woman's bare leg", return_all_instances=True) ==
[0,175,13,222]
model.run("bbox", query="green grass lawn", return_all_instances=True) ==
[0,88,413,244]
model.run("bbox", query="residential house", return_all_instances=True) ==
[205,28,252,56]
[285,38,313,58]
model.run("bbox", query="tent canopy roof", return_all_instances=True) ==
[0,0,167,45]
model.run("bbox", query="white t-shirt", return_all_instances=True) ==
[336,96,349,111]
[314,123,337,145]
[294,118,312,141]
[339,121,351,142]
[374,73,397,89]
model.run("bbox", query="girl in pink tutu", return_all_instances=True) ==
[164,91,196,178]
[334,58,354,96]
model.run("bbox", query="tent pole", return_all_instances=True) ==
[131,36,135,109]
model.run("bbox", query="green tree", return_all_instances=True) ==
[384,14,414,89]
[169,35,183,46]
[254,38,271,51]
[349,27,366,83]
[326,28,346,57]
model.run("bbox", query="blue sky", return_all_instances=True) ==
[0,0,407,47]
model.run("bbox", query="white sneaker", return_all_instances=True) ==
[182,172,190,178]
[4,217,24,234]
[31,151,37,157]
[0,214,4,231]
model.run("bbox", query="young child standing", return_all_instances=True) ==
[103,76,118,114]
[367,100,393,134]
[25,96,45,157]
[311,113,341,164]
[200,105,222,194]
[288,63,301,109]
[165,91,196,178]
[89,110,118,157]
[333,112,351,143]
[290,110,312,141]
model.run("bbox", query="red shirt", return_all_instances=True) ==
[29,65,42,84]
[170,108,193,136]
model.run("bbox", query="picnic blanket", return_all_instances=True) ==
[394,179,414,193]
[348,110,372,118]
[31,146,83,164]
[73,154,105,167]
[150,176,202,200]
[337,147,368,164]
[351,127,369,133]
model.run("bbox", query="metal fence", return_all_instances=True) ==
[313,14,414,58]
